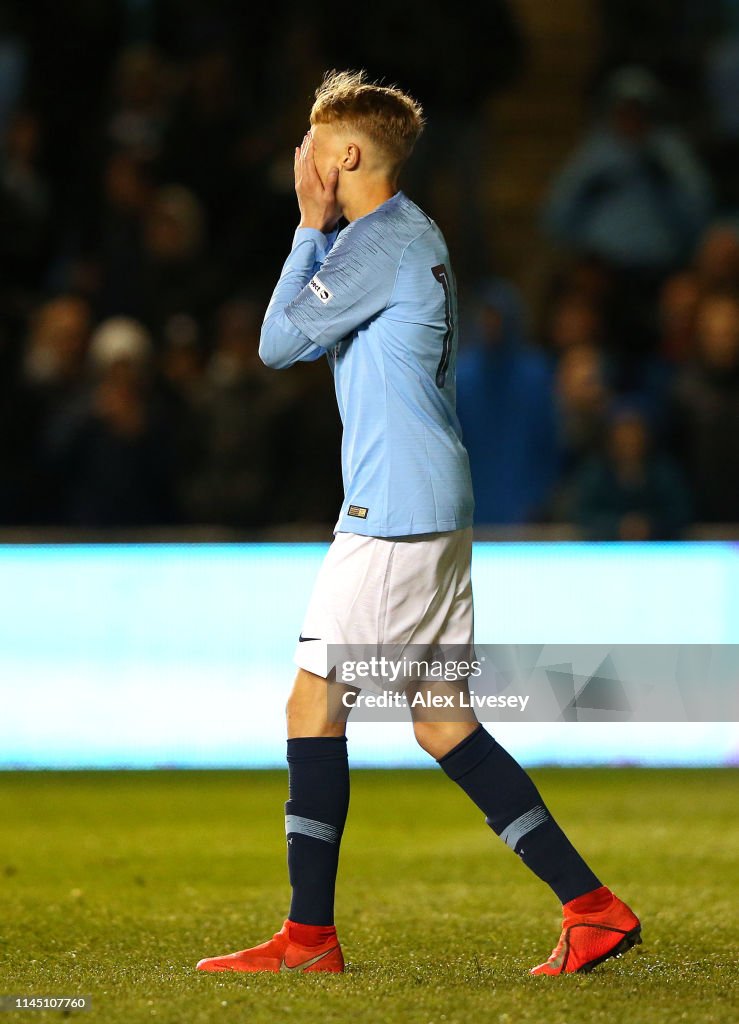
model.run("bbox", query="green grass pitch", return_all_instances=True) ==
[1,767,737,1023]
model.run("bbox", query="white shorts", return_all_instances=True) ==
[294,527,474,678]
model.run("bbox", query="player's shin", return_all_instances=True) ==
[437,725,601,904]
[285,736,350,935]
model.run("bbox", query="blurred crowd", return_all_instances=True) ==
[1,1,739,537]
[459,56,739,539]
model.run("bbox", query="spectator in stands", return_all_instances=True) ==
[694,222,739,292]
[179,300,293,527]
[106,45,171,162]
[544,290,607,353]
[157,313,208,508]
[545,67,713,273]
[137,184,220,335]
[0,109,50,294]
[159,313,206,415]
[545,284,672,423]
[554,342,611,480]
[658,270,701,364]
[93,150,152,319]
[21,295,92,431]
[541,255,615,327]
[671,291,739,522]
[13,294,92,518]
[544,67,713,352]
[572,400,692,540]
[456,280,558,525]
[44,317,177,527]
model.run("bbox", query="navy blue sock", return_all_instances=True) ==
[438,726,601,904]
[285,736,349,926]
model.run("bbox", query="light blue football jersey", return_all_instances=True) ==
[259,191,474,537]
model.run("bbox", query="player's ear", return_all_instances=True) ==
[343,143,360,171]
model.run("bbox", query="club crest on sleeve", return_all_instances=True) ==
[309,275,333,304]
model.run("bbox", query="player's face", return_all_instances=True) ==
[309,122,344,186]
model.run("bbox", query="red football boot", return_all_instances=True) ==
[530,889,641,975]
[196,920,344,974]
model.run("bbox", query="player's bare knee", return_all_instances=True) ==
[413,720,449,758]
[413,719,478,760]
[286,669,346,739]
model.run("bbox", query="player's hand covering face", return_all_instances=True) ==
[295,132,341,234]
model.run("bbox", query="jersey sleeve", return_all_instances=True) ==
[284,218,400,349]
[259,227,338,369]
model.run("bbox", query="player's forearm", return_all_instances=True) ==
[259,228,334,369]
[259,312,323,368]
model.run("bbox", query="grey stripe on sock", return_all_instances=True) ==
[285,814,338,844]
[499,805,549,850]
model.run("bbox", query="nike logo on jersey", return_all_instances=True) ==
[279,946,338,972]
[308,275,333,304]
[298,634,321,642]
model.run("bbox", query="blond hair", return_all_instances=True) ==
[311,69,425,173]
